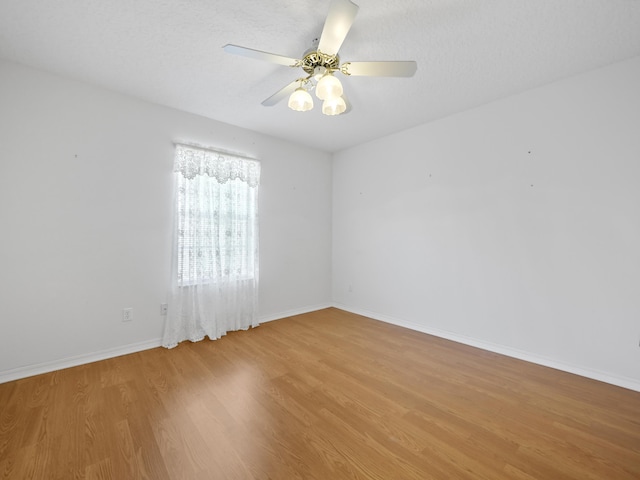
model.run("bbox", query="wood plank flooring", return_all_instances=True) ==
[1,308,639,479]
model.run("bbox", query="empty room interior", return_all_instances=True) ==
[1,0,639,479]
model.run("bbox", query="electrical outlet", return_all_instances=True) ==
[122,308,133,322]
[161,303,168,315]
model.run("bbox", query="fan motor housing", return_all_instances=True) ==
[301,51,340,75]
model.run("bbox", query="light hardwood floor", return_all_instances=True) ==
[1,308,639,479]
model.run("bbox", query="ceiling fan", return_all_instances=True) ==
[223,0,417,116]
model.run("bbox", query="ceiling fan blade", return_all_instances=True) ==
[262,79,302,106]
[317,0,359,56]
[342,61,417,77]
[223,44,300,67]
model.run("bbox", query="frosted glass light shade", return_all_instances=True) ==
[316,73,343,100]
[288,88,313,111]
[322,96,346,116]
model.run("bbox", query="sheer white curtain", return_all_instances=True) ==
[162,144,260,348]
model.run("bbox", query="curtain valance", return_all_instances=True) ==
[174,144,260,187]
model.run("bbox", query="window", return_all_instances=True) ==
[173,144,260,286]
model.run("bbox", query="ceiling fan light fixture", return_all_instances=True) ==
[288,87,314,112]
[316,72,343,100]
[322,96,346,116]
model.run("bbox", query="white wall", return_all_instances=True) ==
[0,60,332,380]
[333,56,640,390]
[3,55,639,390]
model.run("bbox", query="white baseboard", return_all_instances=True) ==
[8,303,636,393]
[0,338,162,384]
[258,303,333,323]
[333,303,640,393]
[0,304,335,384]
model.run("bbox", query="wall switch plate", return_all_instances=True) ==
[122,308,133,322]
[161,303,168,315]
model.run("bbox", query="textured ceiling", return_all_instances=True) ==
[1,0,640,153]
